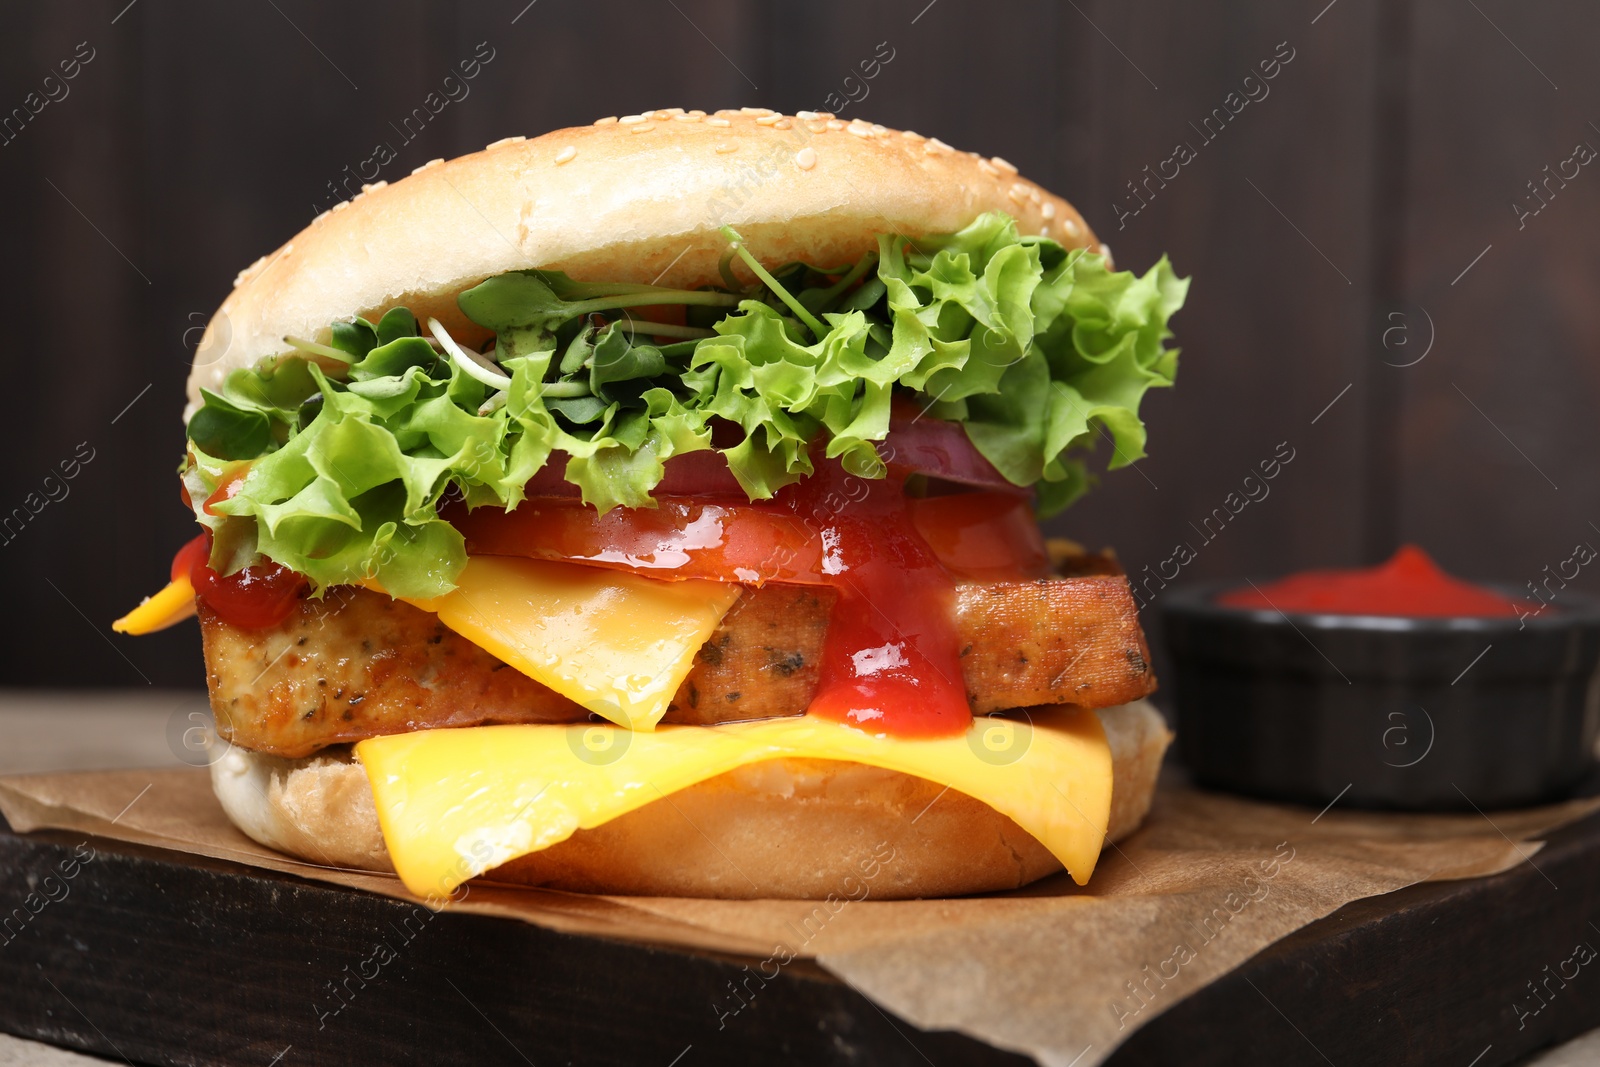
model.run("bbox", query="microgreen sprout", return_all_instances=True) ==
[719,225,830,340]
[427,317,512,390]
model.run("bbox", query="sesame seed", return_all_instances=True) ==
[816,112,835,121]
[773,119,793,130]
[741,107,774,116]
[1028,188,1042,204]
[714,109,739,117]
[715,143,738,154]
[687,109,707,118]
[796,147,817,170]
[619,114,647,125]
[311,210,331,226]
[927,137,952,153]
[411,157,445,175]
[661,107,685,116]
[1040,202,1057,220]
[977,159,1000,177]
[673,112,702,122]
[707,117,731,127]
[756,114,782,126]
[555,146,577,164]
[901,130,926,142]
[631,122,655,134]
[871,124,887,135]
[1007,185,1025,202]
[1038,222,1051,236]
[1010,182,1030,200]
[826,119,845,131]
[593,116,619,126]
[361,181,387,194]
[796,110,820,120]
[991,156,1018,174]
[847,124,872,138]
[1062,217,1079,236]
[485,135,526,149]
[1098,243,1112,258]
[330,200,349,213]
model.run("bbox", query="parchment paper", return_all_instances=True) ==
[2,767,1595,1066]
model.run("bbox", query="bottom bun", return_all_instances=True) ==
[210,701,1171,899]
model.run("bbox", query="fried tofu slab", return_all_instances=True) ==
[204,574,1154,758]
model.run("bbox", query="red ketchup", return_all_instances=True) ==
[171,529,307,629]
[1217,544,1532,618]
[779,463,971,737]
[170,532,210,583]
[202,466,249,516]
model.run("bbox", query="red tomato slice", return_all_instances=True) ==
[907,492,1049,581]
[453,498,825,584]
[450,489,1047,585]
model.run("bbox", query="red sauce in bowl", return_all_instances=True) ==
[1216,545,1534,618]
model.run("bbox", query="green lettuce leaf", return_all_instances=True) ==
[183,213,1187,595]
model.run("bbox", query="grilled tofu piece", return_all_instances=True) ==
[204,576,1153,757]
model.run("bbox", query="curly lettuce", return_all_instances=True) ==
[185,212,1187,597]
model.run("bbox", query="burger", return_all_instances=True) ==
[115,108,1186,902]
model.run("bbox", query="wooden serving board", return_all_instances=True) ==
[2,808,1599,1067]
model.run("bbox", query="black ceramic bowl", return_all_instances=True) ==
[1160,584,1600,810]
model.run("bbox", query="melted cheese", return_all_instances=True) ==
[111,575,197,635]
[355,708,1113,898]
[386,556,741,731]
[119,555,737,730]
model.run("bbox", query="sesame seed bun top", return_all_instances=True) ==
[186,107,1101,417]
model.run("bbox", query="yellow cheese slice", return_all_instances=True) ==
[120,555,737,731]
[356,708,1113,899]
[389,557,740,731]
[111,575,198,635]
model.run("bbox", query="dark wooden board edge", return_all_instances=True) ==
[4,806,1600,1067]
[1110,806,1600,1066]
[0,816,1031,1067]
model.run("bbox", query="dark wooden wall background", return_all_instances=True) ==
[2,0,1597,688]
